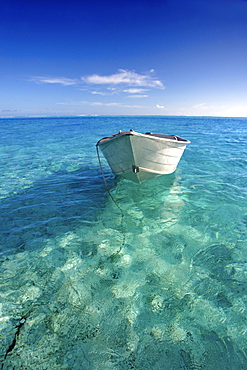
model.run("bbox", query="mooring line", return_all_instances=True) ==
[96,145,125,249]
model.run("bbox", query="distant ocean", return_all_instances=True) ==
[1,116,247,369]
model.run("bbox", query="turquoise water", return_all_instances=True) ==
[0,116,247,369]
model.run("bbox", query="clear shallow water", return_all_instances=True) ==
[0,116,247,369]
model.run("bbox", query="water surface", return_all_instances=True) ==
[1,116,247,369]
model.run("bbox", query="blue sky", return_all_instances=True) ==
[1,0,247,117]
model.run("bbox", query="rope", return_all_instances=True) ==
[96,145,125,250]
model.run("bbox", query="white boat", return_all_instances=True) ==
[96,130,190,183]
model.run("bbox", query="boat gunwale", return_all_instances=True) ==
[97,130,190,146]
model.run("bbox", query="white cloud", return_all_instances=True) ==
[91,91,111,96]
[30,70,164,93]
[191,103,226,113]
[123,88,149,94]
[192,103,208,109]
[90,87,119,96]
[90,101,146,108]
[57,100,148,109]
[172,103,227,116]
[91,102,120,106]
[82,69,164,88]
[127,95,149,98]
[156,104,165,109]
[30,76,78,86]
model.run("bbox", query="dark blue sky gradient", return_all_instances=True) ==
[1,0,247,116]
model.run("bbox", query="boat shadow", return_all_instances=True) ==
[0,165,179,257]
[0,167,117,256]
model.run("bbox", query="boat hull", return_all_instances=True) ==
[97,130,190,183]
